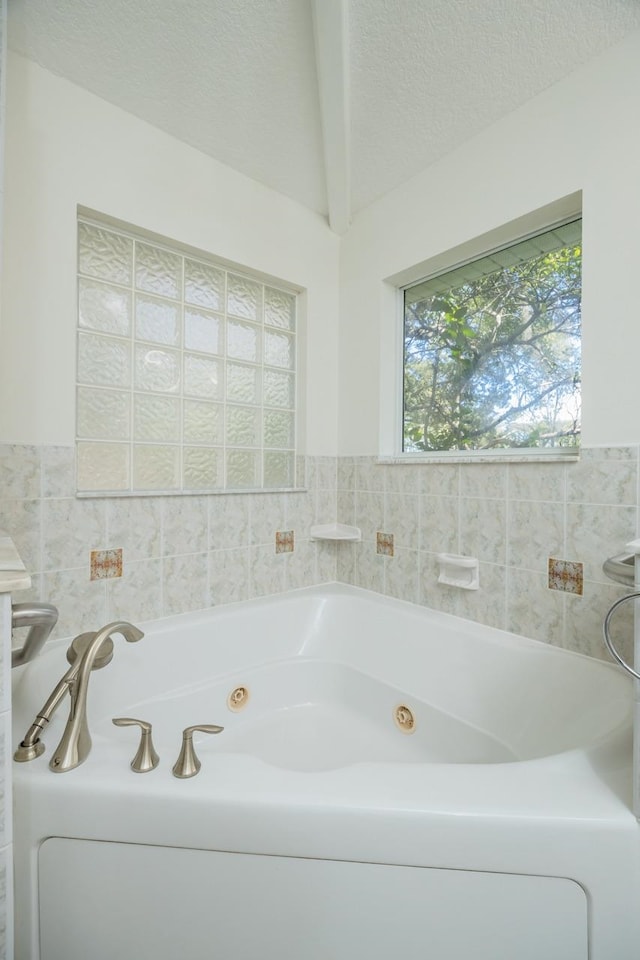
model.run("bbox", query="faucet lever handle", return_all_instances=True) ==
[112,717,160,773]
[172,724,224,779]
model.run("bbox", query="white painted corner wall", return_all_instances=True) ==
[3,29,640,459]
[338,28,640,454]
[0,52,340,454]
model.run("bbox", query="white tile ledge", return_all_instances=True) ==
[378,453,579,465]
[77,487,308,498]
[310,523,361,541]
[0,531,31,593]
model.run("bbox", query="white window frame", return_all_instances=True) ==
[379,193,583,463]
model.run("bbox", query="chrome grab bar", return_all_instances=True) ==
[603,592,640,680]
[11,602,59,668]
[602,553,636,587]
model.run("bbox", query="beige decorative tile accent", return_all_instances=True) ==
[90,548,123,580]
[548,558,583,595]
[376,532,394,557]
[275,530,295,554]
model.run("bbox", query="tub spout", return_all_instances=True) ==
[14,630,114,763]
[49,621,144,773]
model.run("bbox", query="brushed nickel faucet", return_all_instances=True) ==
[172,724,224,778]
[14,630,113,764]
[47,621,144,773]
[112,717,160,773]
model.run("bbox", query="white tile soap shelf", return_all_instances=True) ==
[310,524,362,542]
[437,553,479,590]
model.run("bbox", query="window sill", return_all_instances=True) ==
[379,451,579,465]
[76,487,308,498]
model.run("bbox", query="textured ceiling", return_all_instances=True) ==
[8,0,640,230]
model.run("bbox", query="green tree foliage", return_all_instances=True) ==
[403,242,582,451]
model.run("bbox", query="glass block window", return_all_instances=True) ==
[76,216,298,493]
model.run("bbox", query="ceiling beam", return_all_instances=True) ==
[311,0,351,235]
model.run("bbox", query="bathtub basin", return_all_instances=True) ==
[12,584,640,960]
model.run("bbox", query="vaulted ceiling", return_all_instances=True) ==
[8,0,640,233]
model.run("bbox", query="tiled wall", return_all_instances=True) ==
[0,595,10,960]
[0,442,637,665]
[0,444,336,640]
[1,3,12,957]
[337,447,638,663]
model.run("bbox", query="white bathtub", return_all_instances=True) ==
[12,584,640,960]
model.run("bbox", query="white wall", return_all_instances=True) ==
[339,29,640,455]
[1,52,340,455]
[5,28,640,458]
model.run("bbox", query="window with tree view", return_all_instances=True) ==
[403,219,582,453]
